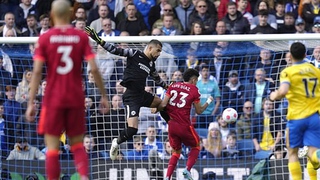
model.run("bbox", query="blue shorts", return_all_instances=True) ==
[287,112,320,148]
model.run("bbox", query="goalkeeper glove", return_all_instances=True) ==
[85,26,104,45]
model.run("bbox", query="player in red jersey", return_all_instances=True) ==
[25,0,109,180]
[158,69,213,180]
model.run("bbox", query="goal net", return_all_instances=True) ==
[0,34,319,180]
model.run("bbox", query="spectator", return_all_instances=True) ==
[285,0,299,19]
[236,101,254,140]
[134,0,155,28]
[184,48,199,70]
[85,70,101,102]
[0,103,6,155]
[71,6,87,26]
[237,0,253,24]
[250,1,277,30]
[144,125,163,153]
[311,16,320,33]
[205,122,223,158]
[217,115,231,147]
[97,18,121,36]
[148,0,171,30]
[196,64,221,128]
[6,137,45,160]
[14,0,38,31]
[277,12,296,33]
[0,53,12,98]
[252,98,283,159]
[115,0,143,26]
[0,12,21,37]
[158,14,181,35]
[175,0,195,33]
[74,18,87,31]
[170,70,183,82]
[249,49,279,83]
[302,0,320,30]
[222,2,250,34]
[15,69,40,104]
[83,134,100,159]
[126,135,149,160]
[221,70,245,113]
[37,14,50,35]
[189,21,214,58]
[295,17,307,33]
[152,4,183,32]
[306,46,320,67]
[250,10,277,34]
[188,0,217,34]
[275,2,285,27]
[158,138,184,160]
[222,133,239,158]
[87,0,115,25]
[218,0,251,20]
[21,14,39,37]
[117,3,148,36]
[213,21,230,35]
[16,98,44,150]
[90,4,116,32]
[3,85,21,151]
[244,68,275,114]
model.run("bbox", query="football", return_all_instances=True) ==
[222,108,238,123]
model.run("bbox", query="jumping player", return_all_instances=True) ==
[85,26,168,160]
[270,42,320,180]
[158,68,213,180]
[25,0,109,179]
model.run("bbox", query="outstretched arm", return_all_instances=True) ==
[270,83,289,101]
[85,26,135,57]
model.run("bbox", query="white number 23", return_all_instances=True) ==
[169,90,188,108]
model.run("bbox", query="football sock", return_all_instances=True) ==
[117,127,138,144]
[186,147,200,171]
[307,160,317,180]
[71,143,88,177]
[288,161,302,180]
[46,149,60,180]
[166,152,180,179]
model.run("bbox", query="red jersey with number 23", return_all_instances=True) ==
[34,26,95,108]
[165,82,201,126]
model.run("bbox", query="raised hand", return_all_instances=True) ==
[84,26,104,45]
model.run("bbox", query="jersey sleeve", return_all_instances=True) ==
[102,42,136,57]
[280,68,290,85]
[83,35,95,61]
[33,35,46,62]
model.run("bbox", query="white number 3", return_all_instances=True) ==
[57,46,73,74]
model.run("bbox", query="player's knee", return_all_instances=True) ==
[126,127,138,139]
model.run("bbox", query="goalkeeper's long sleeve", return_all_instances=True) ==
[102,42,136,58]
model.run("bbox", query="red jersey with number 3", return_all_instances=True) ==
[34,26,95,108]
[165,82,201,126]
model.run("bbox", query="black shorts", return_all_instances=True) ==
[122,89,155,118]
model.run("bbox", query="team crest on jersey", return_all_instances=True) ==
[131,111,136,116]
[149,61,153,67]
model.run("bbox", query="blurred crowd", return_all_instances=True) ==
[1,0,320,164]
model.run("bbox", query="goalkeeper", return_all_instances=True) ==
[85,26,168,160]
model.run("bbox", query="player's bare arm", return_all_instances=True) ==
[26,60,44,122]
[270,83,290,101]
[194,96,214,114]
[87,57,110,114]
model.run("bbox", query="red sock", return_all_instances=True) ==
[166,153,180,179]
[46,149,60,180]
[71,143,89,177]
[186,147,200,171]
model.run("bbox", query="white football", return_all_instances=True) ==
[222,108,238,123]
